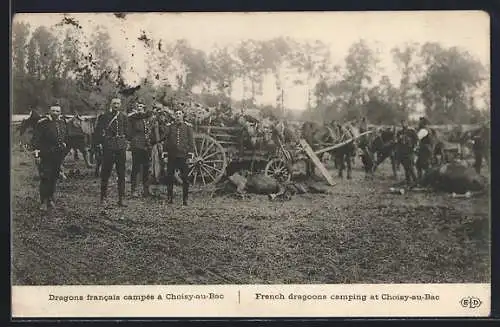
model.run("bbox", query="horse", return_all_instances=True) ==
[359,126,400,179]
[65,114,94,168]
[17,110,41,150]
[301,121,357,179]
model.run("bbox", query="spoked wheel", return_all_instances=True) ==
[181,133,227,189]
[265,158,292,183]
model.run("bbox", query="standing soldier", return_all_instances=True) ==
[164,109,194,205]
[127,99,153,197]
[32,102,69,211]
[396,119,418,186]
[94,97,129,208]
[472,123,490,175]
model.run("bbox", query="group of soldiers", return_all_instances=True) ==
[29,99,489,211]
[32,96,195,212]
[358,115,441,186]
[358,115,489,187]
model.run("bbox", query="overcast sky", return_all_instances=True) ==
[14,11,490,110]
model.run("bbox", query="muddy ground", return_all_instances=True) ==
[11,147,490,285]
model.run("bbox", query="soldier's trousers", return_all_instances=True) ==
[400,153,417,185]
[100,149,126,200]
[39,151,65,203]
[474,151,483,174]
[131,148,150,193]
[166,156,190,202]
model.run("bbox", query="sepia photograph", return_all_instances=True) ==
[11,11,490,293]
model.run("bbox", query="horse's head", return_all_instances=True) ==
[369,127,395,152]
[18,110,41,135]
[380,127,396,144]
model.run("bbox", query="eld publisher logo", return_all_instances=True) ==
[460,297,482,309]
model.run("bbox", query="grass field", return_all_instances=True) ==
[11,146,490,285]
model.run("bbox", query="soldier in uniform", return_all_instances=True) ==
[472,123,490,175]
[94,97,129,208]
[396,119,418,186]
[127,99,153,197]
[164,109,194,205]
[32,103,69,211]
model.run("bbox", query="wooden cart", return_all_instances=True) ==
[185,124,309,189]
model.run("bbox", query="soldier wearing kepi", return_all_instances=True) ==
[94,97,129,208]
[164,109,194,205]
[127,99,153,197]
[32,102,69,211]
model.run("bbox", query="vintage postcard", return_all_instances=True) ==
[10,11,490,318]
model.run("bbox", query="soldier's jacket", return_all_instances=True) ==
[397,128,416,144]
[128,112,154,150]
[32,115,69,154]
[94,110,129,151]
[396,128,418,154]
[164,121,194,157]
[472,127,488,152]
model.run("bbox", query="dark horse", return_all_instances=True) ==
[360,126,399,178]
[65,114,94,168]
[301,121,357,179]
[17,110,41,149]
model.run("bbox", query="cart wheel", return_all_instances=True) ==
[265,158,292,183]
[185,133,227,188]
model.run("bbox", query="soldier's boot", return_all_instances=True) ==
[167,182,174,204]
[118,179,127,207]
[100,182,110,212]
[118,196,127,207]
[143,181,151,198]
[39,199,47,212]
[131,181,139,198]
[182,183,189,206]
[47,197,56,209]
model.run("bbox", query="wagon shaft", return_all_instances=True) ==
[299,139,336,186]
[315,130,374,155]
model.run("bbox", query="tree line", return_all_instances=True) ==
[12,19,490,125]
